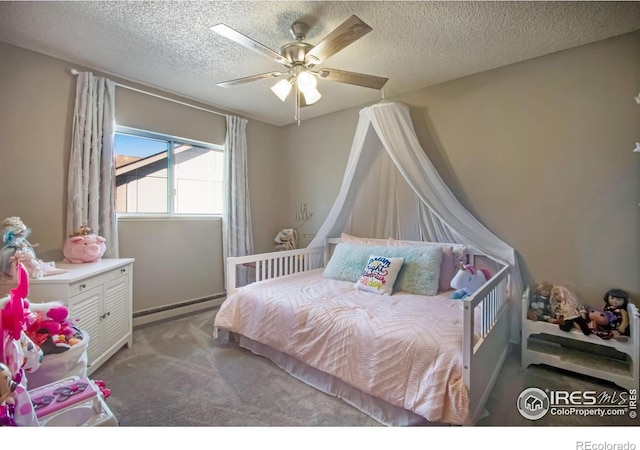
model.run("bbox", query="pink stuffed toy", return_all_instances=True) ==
[63,226,106,264]
[25,301,78,350]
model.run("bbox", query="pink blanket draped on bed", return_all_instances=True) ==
[214,268,479,425]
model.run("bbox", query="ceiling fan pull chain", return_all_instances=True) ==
[295,86,301,126]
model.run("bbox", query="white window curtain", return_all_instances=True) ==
[223,115,254,287]
[66,71,118,258]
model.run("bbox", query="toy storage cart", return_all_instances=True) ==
[28,376,117,426]
[26,330,89,390]
[521,287,640,392]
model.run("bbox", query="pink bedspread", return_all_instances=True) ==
[214,269,475,424]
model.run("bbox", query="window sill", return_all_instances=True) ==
[117,214,222,222]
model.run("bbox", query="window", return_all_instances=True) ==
[114,126,224,215]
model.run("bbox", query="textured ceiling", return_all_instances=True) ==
[1,1,640,126]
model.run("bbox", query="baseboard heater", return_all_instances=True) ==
[132,293,226,326]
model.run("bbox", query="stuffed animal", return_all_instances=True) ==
[63,225,106,263]
[450,263,491,300]
[587,308,614,340]
[527,281,556,322]
[550,285,591,335]
[603,288,631,342]
[25,301,80,352]
[0,363,17,406]
[0,362,17,426]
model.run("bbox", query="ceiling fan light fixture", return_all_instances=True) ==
[302,87,322,105]
[212,15,386,124]
[296,70,317,93]
[271,78,292,102]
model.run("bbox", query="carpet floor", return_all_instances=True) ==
[91,307,638,427]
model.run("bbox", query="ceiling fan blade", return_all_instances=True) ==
[316,68,388,90]
[306,15,372,64]
[217,71,286,88]
[211,24,290,65]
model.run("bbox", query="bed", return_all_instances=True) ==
[213,237,512,426]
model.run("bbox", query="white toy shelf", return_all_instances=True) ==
[521,286,639,392]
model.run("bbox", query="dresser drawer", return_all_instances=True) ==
[69,264,131,297]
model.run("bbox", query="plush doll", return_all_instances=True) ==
[25,301,80,353]
[527,281,555,322]
[0,217,37,278]
[587,308,614,340]
[550,285,591,335]
[0,217,66,279]
[603,288,631,342]
[0,362,17,406]
[0,362,17,426]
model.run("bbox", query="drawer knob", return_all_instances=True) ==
[121,268,126,274]
[80,283,86,289]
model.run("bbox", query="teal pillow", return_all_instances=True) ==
[323,243,388,282]
[389,245,443,296]
[323,242,443,296]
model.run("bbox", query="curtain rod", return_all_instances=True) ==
[70,69,228,118]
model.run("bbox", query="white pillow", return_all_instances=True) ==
[354,255,404,296]
[340,233,390,246]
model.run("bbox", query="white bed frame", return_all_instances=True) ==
[224,238,512,424]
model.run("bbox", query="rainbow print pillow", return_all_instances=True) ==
[354,255,404,296]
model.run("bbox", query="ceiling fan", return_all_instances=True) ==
[211,15,389,123]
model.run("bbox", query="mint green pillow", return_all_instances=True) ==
[323,243,388,282]
[388,245,443,296]
[323,242,443,296]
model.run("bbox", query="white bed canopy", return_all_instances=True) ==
[309,101,524,341]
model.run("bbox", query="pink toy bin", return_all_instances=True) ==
[28,376,117,426]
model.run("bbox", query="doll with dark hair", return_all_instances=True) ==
[603,288,630,342]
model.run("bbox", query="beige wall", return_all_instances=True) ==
[0,41,286,316]
[2,29,639,316]
[282,31,640,306]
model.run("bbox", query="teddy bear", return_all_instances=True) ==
[603,288,631,342]
[550,285,591,335]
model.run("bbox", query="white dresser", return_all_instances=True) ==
[0,258,134,375]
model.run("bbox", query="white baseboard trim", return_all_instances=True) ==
[132,295,225,327]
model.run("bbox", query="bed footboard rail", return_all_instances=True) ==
[226,246,326,295]
[461,265,511,422]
